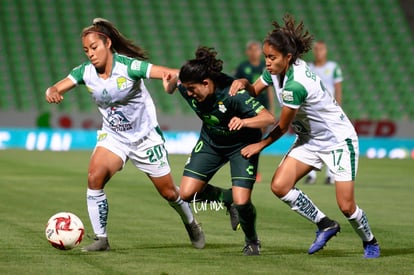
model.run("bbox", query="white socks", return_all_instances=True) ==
[87,188,108,237]
[308,170,317,179]
[348,206,374,242]
[169,196,194,225]
[281,188,326,223]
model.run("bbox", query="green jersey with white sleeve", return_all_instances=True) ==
[308,61,343,97]
[260,59,355,151]
[68,53,158,144]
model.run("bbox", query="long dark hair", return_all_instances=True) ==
[179,46,232,90]
[264,14,313,65]
[82,18,148,60]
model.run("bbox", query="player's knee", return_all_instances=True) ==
[179,189,193,202]
[155,184,178,201]
[270,180,287,198]
[87,170,107,189]
[338,202,356,217]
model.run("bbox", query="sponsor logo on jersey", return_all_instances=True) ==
[218,101,227,113]
[203,115,220,126]
[116,77,127,90]
[107,108,132,132]
[282,90,294,102]
[131,60,142,71]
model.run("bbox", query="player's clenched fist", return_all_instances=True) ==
[45,87,64,104]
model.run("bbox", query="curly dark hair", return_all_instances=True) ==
[179,46,232,89]
[264,14,313,65]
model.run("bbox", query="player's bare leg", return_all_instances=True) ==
[151,174,205,249]
[82,147,123,252]
[271,156,340,254]
[336,181,380,258]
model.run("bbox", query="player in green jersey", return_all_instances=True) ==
[163,47,275,255]
[230,14,380,258]
[234,40,274,114]
[45,18,204,251]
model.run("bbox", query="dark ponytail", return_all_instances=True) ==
[264,14,313,65]
[81,18,148,60]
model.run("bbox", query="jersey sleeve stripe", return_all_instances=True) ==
[67,75,78,85]
[255,105,265,113]
[146,63,153,79]
[260,76,270,86]
[283,102,301,109]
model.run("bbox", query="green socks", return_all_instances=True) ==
[196,184,233,205]
[234,203,258,242]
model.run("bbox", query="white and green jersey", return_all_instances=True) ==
[68,53,158,144]
[260,59,355,151]
[308,61,342,97]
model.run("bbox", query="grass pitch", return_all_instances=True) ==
[0,150,413,274]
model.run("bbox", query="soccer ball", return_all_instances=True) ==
[45,212,85,250]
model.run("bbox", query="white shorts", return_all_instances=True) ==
[95,128,171,177]
[287,137,359,181]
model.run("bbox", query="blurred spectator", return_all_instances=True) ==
[234,40,274,115]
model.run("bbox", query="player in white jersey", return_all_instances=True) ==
[230,14,380,258]
[306,40,344,184]
[45,18,204,251]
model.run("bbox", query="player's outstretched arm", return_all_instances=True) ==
[229,78,267,97]
[228,109,276,131]
[150,65,179,80]
[45,78,75,104]
[240,106,297,158]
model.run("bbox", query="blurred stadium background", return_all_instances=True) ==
[0,0,413,157]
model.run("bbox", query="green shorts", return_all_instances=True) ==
[183,137,259,189]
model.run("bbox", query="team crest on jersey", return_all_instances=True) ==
[116,77,127,90]
[282,90,294,102]
[131,60,142,71]
[218,101,227,113]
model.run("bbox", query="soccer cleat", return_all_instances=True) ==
[363,243,380,258]
[308,221,340,254]
[243,240,261,256]
[81,236,110,252]
[185,220,205,249]
[325,176,335,185]
[304,176,316,184]
[225,203,240,231]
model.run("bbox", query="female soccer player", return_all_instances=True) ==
[230,14,380,258]
[305,40,344,185]
[45,18,204,251]
[163,47,276,255]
